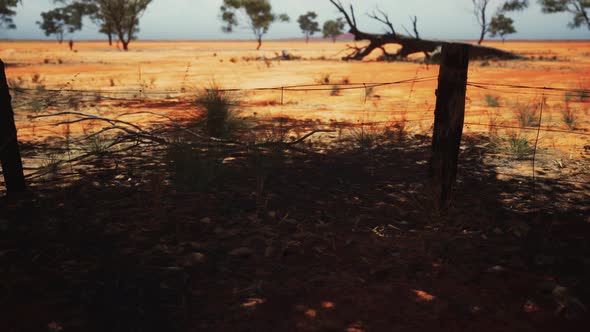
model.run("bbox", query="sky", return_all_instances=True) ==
[0,0,588,41]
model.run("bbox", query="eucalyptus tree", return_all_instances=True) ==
[298,11,320,43]
[472,0,529,44]
[322,18,345,42]
[538,0,589,31]
[53,0,153,50]
[0,0,21,30]
[220,0,290,50]
[37,6,84,43]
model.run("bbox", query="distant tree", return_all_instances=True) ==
[472,0,528,44]
[298,11,320,43]
[53,0,153,51]
[37,7,83,43]
[489,13,516,41]
[538,0,590,31]
[322,18,345,42]
[98,18,114,46]
[0,0,21,30]
[220,0,290,50]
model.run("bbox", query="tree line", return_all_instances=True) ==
[0,0,588,51]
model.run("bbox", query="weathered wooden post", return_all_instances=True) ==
[0,60,26,194]
[429,43,470,213]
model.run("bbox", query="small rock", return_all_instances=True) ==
[229,247,255,257]
[470,305,482,314]
[487,265,506,273]
[200,217,212,224]
[186,252,206,266]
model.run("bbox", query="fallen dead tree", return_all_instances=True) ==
[329,0,523,61]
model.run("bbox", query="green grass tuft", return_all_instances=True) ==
[508,135,533,160]
[195,84,245,138]
[485,95,500,107]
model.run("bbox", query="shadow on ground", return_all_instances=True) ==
[1,130,589,332]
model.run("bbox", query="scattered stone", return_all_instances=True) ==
[200,217,212,224]
[487,265,506,273]
[469,305,482,315]
[229,247,255,257]
[185,252,206,266]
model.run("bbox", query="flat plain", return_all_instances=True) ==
[1,40,590,332]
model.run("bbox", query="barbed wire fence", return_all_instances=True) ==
[3,73,590,211]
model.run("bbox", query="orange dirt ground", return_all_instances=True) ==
[1,39,589,183]
[1,40,590,332]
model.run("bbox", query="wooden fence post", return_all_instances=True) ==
[429,43,470,213]
[0,59,26,194]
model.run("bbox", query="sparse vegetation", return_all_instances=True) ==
[561,107,577,130]
[508,134,533,159]
[330,85,341,96]
[86,134,111,156]
[365,86,375,98]
[485,94,501,107]
[514,102,540,127]
[485,109,503,136]
[577,89,589,102]
[349,125,382,151]
[385,118,408,143]
[3,36,590,332]
[195,84,245,138]
[315,73,331,84]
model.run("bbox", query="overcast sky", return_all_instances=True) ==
[1,0,588,41]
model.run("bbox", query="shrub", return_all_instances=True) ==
[508,135,533,160]
[195,84,244,138]
[86,135,110,155]
[485,94,500,107]
[578,89,589,102]
[385,118,407,143]
[485,109,503,136]
[364,86,373,98]
[514,103,540,127]
[350,125,381,151]
[315,73,331,84]
[31,73,44,84]
[330,85,341,96]
[30,99,47,113]
[561,108,577,130]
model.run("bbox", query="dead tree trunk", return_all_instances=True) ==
[329,0,522,61]
[0,60,26,194]
[429,44,469,213]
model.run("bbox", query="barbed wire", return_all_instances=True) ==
[8,77,589,96]
[5,74,589,198]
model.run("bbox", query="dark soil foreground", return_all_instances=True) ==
[1,132,590,332]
